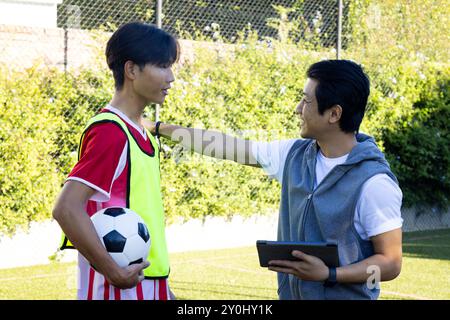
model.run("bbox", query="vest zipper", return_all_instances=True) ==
[299,163,343,241]
[300,193,313,239]
[293,192,314,299]
[295,150,317,299]
[295,165,335,298]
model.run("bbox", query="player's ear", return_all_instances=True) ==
[124,60,137,81]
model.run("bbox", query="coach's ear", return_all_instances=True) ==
[328,104,342,124]
[124,60,137,81]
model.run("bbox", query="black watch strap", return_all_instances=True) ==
[155,121,162,138]
[324,267,337,287]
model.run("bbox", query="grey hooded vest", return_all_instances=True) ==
[277,133,398,300]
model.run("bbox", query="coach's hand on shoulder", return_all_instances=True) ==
[107,260,150,289]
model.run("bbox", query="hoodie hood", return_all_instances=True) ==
[344,133,389,167]
[304,132,394,187]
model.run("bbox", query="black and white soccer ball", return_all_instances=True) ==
[91,207,151,268]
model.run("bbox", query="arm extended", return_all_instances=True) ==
[143,120,260,167]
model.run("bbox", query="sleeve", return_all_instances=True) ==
[355,174,404,239]
[66,122,128,202]
[251,139,298,183]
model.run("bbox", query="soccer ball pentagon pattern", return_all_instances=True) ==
[91,207,151,268]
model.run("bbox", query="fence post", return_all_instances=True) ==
[156,0,162,28]
[336,0,343,59]
[155,0,163,122]
[64,28,68,73]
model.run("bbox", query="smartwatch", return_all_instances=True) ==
[324,267,337,287]
[155,121,162,138]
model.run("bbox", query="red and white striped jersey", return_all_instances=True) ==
[77,253,171,300]
[67,105,170,300]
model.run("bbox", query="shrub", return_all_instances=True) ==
[0,65,61,234]
[1,1,448,233]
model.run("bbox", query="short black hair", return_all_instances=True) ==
[306,60,370,133]
[106,22,179,90]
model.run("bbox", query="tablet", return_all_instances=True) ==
[256,240,339,268]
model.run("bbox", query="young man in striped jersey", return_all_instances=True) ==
[53,22,178,300]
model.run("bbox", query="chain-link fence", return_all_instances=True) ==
[161,0,342,47]
[0,0,449,235]
[57,0,344,46]
[1,0,344,69]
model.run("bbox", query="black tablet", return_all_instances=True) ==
[256,240,339,268]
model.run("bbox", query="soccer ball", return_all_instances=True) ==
[91,207,151,268]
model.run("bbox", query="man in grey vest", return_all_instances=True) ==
[145,60,403,300]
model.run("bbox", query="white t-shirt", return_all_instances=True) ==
[252,140,403,240]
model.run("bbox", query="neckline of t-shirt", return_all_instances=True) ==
[317,149,349,164]
[104,104,147,140]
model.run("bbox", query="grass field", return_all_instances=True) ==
[0,229,449,300]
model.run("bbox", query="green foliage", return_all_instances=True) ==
[159,34,332,223]
[346,0,450,211]
[347,0,449,62]
[42,68,113,174]
[358,55,450,210]
[0,65,112,235]
[0,0,448,234]
[380,70,450,210]
[0,65,62,234]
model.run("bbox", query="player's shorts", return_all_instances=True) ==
[76,253,171,300]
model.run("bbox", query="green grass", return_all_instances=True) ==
[380,229,450,300]
[1,229,449,300]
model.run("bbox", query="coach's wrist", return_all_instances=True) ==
[324,267,338,287]
[155,121,163,138]
[141,119,157,135]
